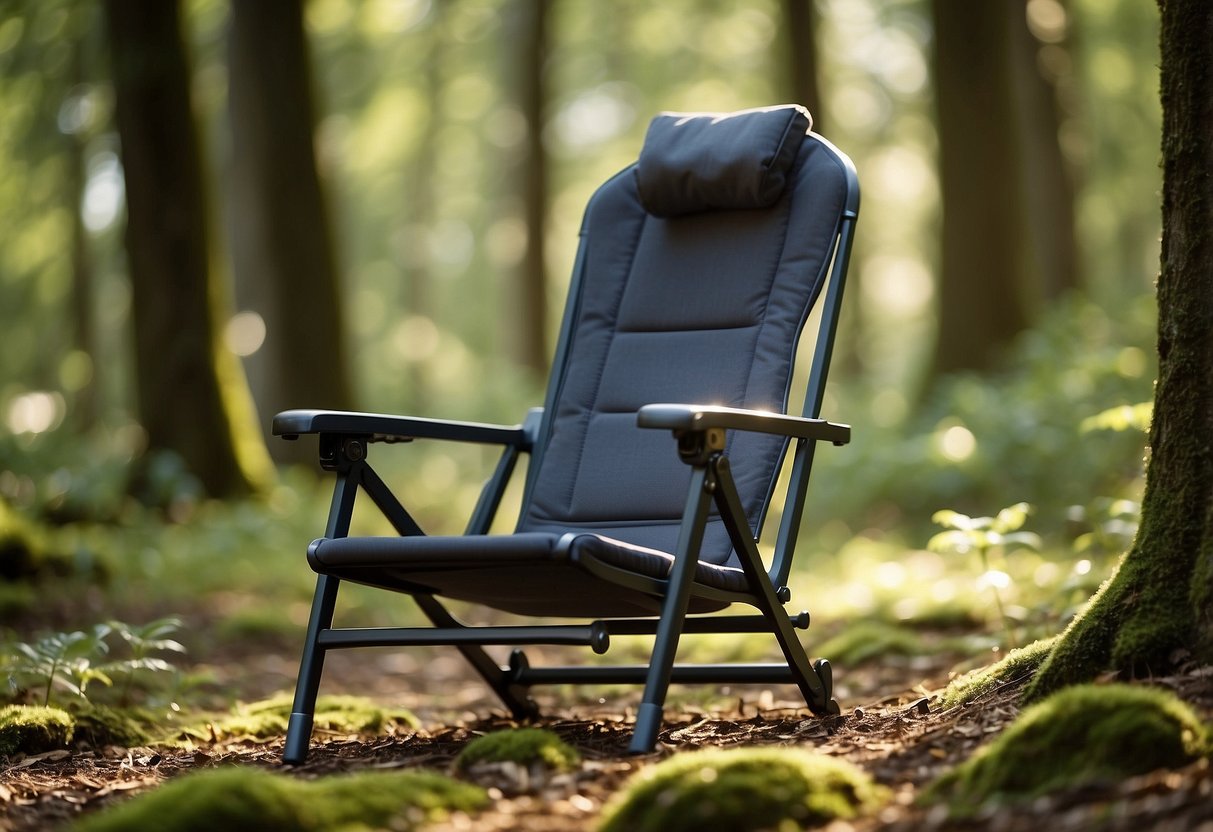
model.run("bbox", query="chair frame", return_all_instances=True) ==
[274,138,859,764]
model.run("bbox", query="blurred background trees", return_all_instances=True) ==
[0,0,1161,539]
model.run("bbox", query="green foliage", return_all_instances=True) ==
[456,728,580,772]
[936,636,1057,710]
[71,702,150,748]
[927,684,1210,814]
[1068,496,1140,557]
[929,502,1041,643]
[598,748,887,832]
[3,624,112,707]
[104,616,187,706]
[2,617,185,708]
[73,766,488,832]
[0,704,74,756]
[817,295,1154,542]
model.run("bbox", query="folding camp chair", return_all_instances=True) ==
[274,104,859,763]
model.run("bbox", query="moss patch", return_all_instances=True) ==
[928,683,1210,814]
[181,693,418,742]
[71,704,151,748]
[456,728,580,772]
[816,620,926,666]
[74,766,487,832]
[0,705,74,756]
[937,636,1057,710]
[598,748,887,832]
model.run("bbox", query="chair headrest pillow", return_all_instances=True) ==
[635,104,812,218]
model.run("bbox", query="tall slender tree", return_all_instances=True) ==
[930,0,1033,377]
[226,0,353,460]
[506,0,551,377]
[929,0,1080,378]
[780,0,824,130]
[1027,0,1213,697]
[105,0,268,497]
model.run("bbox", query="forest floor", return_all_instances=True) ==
[3,635,1213,832]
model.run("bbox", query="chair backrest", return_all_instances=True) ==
[516,106,858,570]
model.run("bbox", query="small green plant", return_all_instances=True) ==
[105,616,187,706]
[2,616,186,708]
[4,625,112,707]
[928,502,1041,645]
[1068,497,1140,557]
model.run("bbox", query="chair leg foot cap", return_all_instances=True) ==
[283,712,315,765]
[629,702,664,753]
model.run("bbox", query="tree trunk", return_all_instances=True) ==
[1027,0,1213,698]
[227,0,353,461]
[1011,2,1080,300]
[929,0,1033,377]
[780,0,824,132]
[507,0,550,377]
[105,0,267,498]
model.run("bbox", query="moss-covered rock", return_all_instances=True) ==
[182,693,418,742]
[598,748,887,832]
[71,704,151,748]
[456,728,580,773]
[0,704,74,756]
[74,766,487,832]
[937,636,1057,710]
[928,683,1210,814]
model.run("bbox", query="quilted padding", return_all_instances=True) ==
[518,129,850,568]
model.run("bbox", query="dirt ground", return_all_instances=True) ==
[3,647,1212,831]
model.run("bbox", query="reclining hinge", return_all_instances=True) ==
[676,427,726,466]
[318,434,368,472]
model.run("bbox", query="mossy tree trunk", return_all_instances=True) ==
[105,0,269,498]
[1028,0,1213,698]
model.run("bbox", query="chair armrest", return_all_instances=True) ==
[272,409,530,448]
[636,403,850,446]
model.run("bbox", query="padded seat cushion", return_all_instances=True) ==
[308,533,752,618]
[636,105,812,217]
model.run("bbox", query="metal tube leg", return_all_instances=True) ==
[630,466,713,754]
[283,574,340,764]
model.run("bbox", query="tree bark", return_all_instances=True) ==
[1011,3,1080,300]
[507,0,550,377]
[1027,0,1213,698]
[105,0,267,498]
[227,0,353,461]
[780,0,824,132]
[930,0,1033,376]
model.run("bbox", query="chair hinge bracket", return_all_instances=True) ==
[318,434,369,472]
[676,427,726,466]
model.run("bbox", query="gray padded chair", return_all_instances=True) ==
[274,104,859,763]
